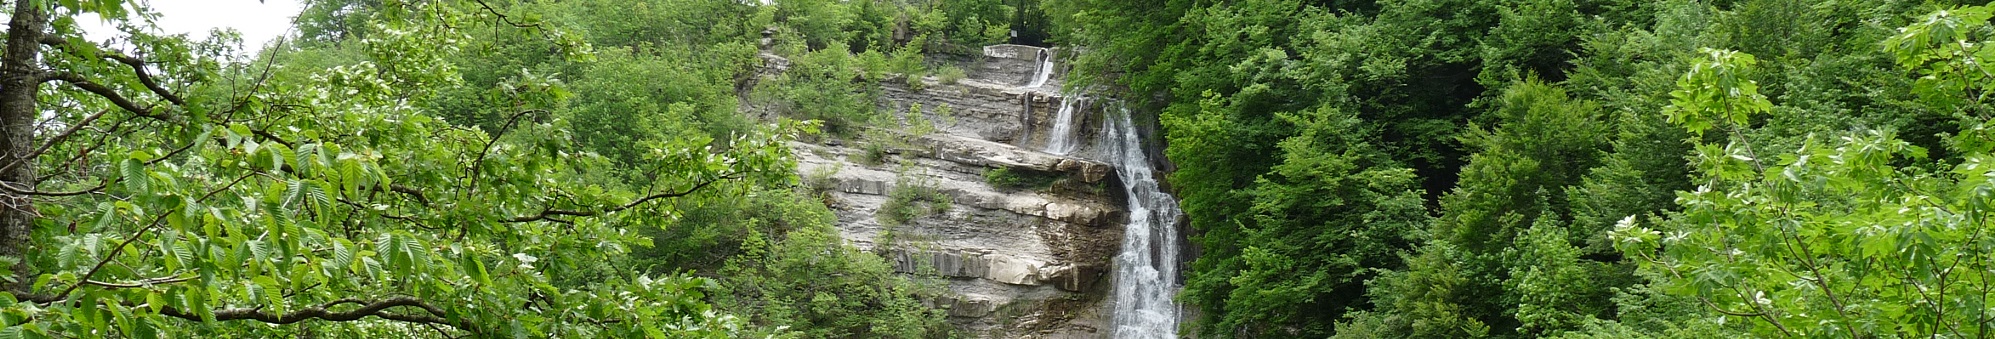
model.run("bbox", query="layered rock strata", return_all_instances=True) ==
[762,45,1123,338]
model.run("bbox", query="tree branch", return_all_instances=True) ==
[503,175,733,223]
[0,179,106,197]
[383,184,430,205]
[39,35,186,106]
[462,109,537,196]
[81,275,195,289]
[54,172,255,300]
[0,108,111,175]
[42,71,163,120]
[251,128,295,147]
[154,295,471,330]
[472,0,544,28]
[103,53,186,106]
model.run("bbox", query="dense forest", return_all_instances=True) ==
[1047,0,1995,337]
[3,0,1995,338]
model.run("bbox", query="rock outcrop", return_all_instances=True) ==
[762,44,1122,337]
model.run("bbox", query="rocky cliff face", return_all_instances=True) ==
[758,46,1124,337]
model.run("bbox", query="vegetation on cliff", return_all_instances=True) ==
[1047,0,1995,337]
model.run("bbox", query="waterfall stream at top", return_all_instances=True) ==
[1027,50,1054,88]
[1028,49,1083,156]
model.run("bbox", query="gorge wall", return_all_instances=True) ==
[753,46,1126,338]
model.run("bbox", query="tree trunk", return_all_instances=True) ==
[0,0,46,291]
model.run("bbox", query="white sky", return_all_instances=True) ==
[82,0,304,50]
[147,0,303,48]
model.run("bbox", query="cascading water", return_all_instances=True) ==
[1021,45,1182,337]
[1042,94,1085,155]
[1102,105,1183,338]
[1026,50,1055,88]
[1024,48,1083,156]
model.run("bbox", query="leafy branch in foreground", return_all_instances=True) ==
[1615,10,1995,335]
[0,0,805,337]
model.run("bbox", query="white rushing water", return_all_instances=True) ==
[1027,47,1083,156]
[1102,105,1183,338]
[1042,94,1085,155]
[1026,50,1055,88]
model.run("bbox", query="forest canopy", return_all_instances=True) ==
[6,0,1995,338]
[1043,0,1995,337]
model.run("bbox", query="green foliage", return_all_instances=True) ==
[769,0,1030,55]
[1051,0,1985,338]
[1599,6,1995,337]
[1365,242,1493,338]
[1437,78,1608,254]
[857,142,893,166]
[982,167,1061,191]
[1478,0,1600,85]
[1352,78,1614,338]
[754,46,879,137]
[1884,5,1995,114]
[877,175,952,227]
[1503,217,1611,336]
[801,164,844,203]
[661,189,953,339]
[1565,112,1694,253]
[0,0,968,337]
[567,47,753,168]
[10,2,793,336]
[903,103,940,138]
[1179,105,1430,337]
[47,0,1995,337]
[1663,48,1772,137]
[772,0,856,51]
[935,65,968,85]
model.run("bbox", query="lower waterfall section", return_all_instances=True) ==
[1101,106,1183,338]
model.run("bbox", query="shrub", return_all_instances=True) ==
[935,65,967,85]
[878,176,951,226]
[801,164,843,205]
[984,167,1062,191]
[857,142,891,166]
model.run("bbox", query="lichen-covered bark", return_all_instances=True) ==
[0,0,46,291]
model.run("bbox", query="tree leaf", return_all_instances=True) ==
[121,158,147,193]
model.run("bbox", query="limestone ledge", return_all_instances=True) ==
[791,135,1122,324]
[769,43,1115,337]
[916,133,1111,184]
[795,136,1118,228]
[886,250,1109,292]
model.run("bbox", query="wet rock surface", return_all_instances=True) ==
[761,45,1122,337]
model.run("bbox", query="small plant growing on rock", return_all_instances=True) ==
[880,175,952,226]
[857,142,891,166]
[801,164,844,206]
[906,103,938,138]
[893,35,929,91]
[856,49,891,82]
[936,65,967,85]
[985,167,1062,191]
[934,103,958,126]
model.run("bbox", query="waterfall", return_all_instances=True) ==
[1021,45,1183,337]
[1026,47,1082,156]
[1042,94,1085,155]
[1026,50,1054,88]
[1102,105,1183,338]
